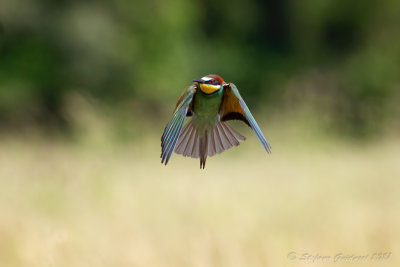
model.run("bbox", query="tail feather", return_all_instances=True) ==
[207,127,216,156]
[199,134,208,169]
[183,126,195,156]
[175,120,246,168]
[223,122,246,142]
[217,124,229,149]
[175,122,194,156]
[218,122,236,147]
[212,126,224,154]
[192,131,200,158]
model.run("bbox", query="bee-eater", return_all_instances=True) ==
[161,74,271,169]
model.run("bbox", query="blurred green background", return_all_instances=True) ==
[1,0,399,135]
[0,0,399,266]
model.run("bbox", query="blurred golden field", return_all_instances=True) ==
[1,119,399,267]
[2,0,400,266]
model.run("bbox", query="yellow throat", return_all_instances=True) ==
[199,84,221,94]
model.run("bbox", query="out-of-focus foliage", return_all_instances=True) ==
[0,0,399,134]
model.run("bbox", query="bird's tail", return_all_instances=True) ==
[175,120,246,169]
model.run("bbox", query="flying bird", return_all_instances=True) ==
[161,74,271,168]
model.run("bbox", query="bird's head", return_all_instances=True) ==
[193,74,225,94]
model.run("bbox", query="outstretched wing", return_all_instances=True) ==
[220,83,271,153]
[161,85,197,165]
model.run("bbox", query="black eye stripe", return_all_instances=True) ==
[206,80,219,85]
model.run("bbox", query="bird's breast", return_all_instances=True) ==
[193,88,223,118]
[191,89,223,134]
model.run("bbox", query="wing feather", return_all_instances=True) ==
[220,83,271,153]
[161,85,196,165]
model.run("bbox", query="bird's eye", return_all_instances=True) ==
[205,79,219,85]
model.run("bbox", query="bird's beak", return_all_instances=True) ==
[192,78,204,84]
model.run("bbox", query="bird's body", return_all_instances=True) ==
[191,86,223,134]
[161,74,271,168]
